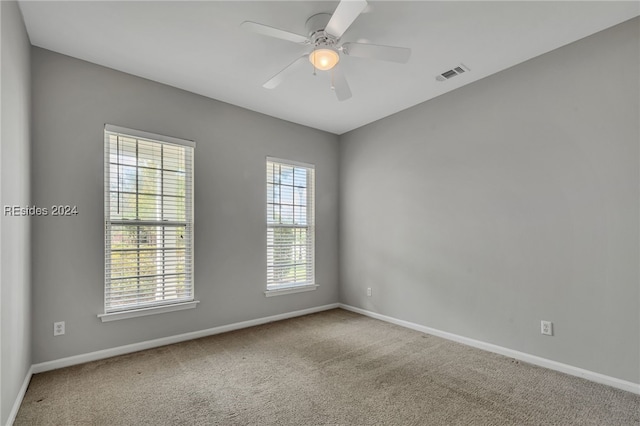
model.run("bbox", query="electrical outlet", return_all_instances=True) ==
[541,320,553,336]
[367,287,372,297]
[54,321,65,336]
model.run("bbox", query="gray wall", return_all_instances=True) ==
[30,47,339,364]
[339,17,639,383]
[0,1,32,424]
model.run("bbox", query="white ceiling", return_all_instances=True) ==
[19,1,639,135]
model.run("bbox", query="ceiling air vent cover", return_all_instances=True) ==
[436,64,470,81]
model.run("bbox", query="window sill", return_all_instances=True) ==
[264,284,318,297]
[98,300,199,322]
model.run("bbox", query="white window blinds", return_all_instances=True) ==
[104,125,194,313]
[266,158,315,290]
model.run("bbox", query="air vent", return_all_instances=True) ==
[436,64,470,82]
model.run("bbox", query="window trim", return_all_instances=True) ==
[264,284,319,297]
[105,125,196,149]
[98,300,199,322]
[265,157,316,296]
[101,124,197,319]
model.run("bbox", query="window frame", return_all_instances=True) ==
[99,124,197,322]
[265,157,317,297]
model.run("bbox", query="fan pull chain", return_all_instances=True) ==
[312,47,317,76]
[330,69,335,91]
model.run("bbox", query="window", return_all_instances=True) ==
[266,158,316,295]
[102,125,195,320]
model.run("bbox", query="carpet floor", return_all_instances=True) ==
[15,309,640,425]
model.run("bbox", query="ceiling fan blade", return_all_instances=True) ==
[241,21,309,44]
[331,65,352,101]
[325,0,368,40]
[263,55,309,89]
[341,42,411,63]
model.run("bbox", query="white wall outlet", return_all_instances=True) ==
[54,321,65,336]
[541,320,553,336]
[367,287,372,297]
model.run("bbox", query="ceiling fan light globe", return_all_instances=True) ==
[309,48,339,71]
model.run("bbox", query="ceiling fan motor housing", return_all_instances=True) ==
[306,13,337,47]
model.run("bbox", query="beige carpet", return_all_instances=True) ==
[15,309,640,425]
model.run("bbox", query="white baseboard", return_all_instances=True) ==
[6,365,34,426]
[32,303,339,374]
[339,304,640,395]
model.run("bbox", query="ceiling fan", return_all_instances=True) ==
[241,0,411,101]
